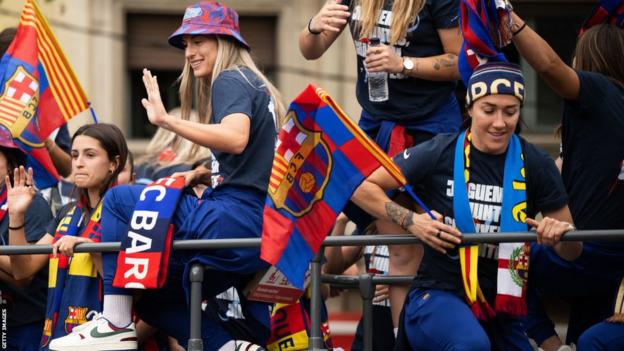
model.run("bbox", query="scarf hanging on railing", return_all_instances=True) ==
[42,201,103,349]
[453,130,530,320]
[580,0,624,36]
[458,0,513,85]
[113,177,185,289]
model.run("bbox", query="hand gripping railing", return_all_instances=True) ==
[1,230,623,351]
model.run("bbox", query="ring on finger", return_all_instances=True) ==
[436,230,442,238]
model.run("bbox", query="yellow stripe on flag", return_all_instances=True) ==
[20,0,88,120]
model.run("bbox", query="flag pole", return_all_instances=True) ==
[88,102,98,123]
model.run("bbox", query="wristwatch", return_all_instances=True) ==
[402,57,414,75]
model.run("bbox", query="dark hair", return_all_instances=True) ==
[71,123,128,208]
[0,28,16,56]
[1,146,26,184]
[573,24,624,87]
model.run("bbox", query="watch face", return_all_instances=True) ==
[403,58,414,70]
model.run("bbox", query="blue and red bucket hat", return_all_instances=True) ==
[168,1,250,50]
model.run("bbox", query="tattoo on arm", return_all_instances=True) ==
[385,202,415,230]
[433,54,457,71]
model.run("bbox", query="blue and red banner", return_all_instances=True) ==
[260,85,405,289]
[580,0,624,36]
[458,0,512,85]
[0,0,91,188]
[113,177,185,289]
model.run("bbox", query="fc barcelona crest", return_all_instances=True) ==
[269,111,332,217]
[508,244,530,287]
[0,66,41,142]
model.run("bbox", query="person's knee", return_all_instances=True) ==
[450,335,490,351]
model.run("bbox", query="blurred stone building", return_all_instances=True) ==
[0,0,597,153]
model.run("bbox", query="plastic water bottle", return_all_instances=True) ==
[367,37,389,102]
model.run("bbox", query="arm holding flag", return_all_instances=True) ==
[509,12,580,100]
[352,166,462,255]
[45,137,71,177]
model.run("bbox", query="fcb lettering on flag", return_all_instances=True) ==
[260,85,405,289]
[0,0,92,188]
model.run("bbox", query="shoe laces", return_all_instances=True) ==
[71,312,103,333]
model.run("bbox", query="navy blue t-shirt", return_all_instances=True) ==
[393,133,567,302]
[0,194,52,327]
[209,67,277,194]
[343,0,459,121]
[561,71,624,233]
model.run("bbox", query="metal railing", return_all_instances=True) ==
[1,230,623,351]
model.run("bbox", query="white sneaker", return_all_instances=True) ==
[49,314,137,351]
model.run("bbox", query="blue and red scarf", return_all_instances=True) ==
[580,0,624,36]
[454,130,530,320]
[0,187,7,223]
[41,202,103,350]
[458,0,513,85]
[113,177,185,289]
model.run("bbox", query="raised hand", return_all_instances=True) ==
[6,166,36,217]
[141,68,170,128]
[309,0,350,34]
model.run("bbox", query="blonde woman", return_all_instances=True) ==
[300,0,463,327]
[50,2,285,350]
[134,108,211,185]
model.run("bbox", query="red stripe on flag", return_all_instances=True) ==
[294,200,336,252]
[338,138,382,175]
[260,205,295,265]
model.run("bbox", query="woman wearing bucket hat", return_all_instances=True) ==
[350,62,582,350]
[49,2,285,351]
[0,125,52,351]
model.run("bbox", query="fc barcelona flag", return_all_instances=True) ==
[260,85,406,289]
[0,0,91,188]
[458,0,511,85]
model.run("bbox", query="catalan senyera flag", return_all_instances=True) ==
[0,0,91,188]
[260,84,406,289]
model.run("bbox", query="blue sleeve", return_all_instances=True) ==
[54,125,71,153]
[24,195,53,242]
[429,0,460,29]
[525,144,568,214]
[392,135,447,186]
[211,71,253,124]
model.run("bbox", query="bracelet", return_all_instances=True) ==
[512,22,527,37]
[308,17,321,35]
[8,223,25,231]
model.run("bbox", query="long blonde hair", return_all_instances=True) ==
[355,0,425,44]
[178,36,286,131]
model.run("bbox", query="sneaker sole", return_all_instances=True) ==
[49,341,137,351]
